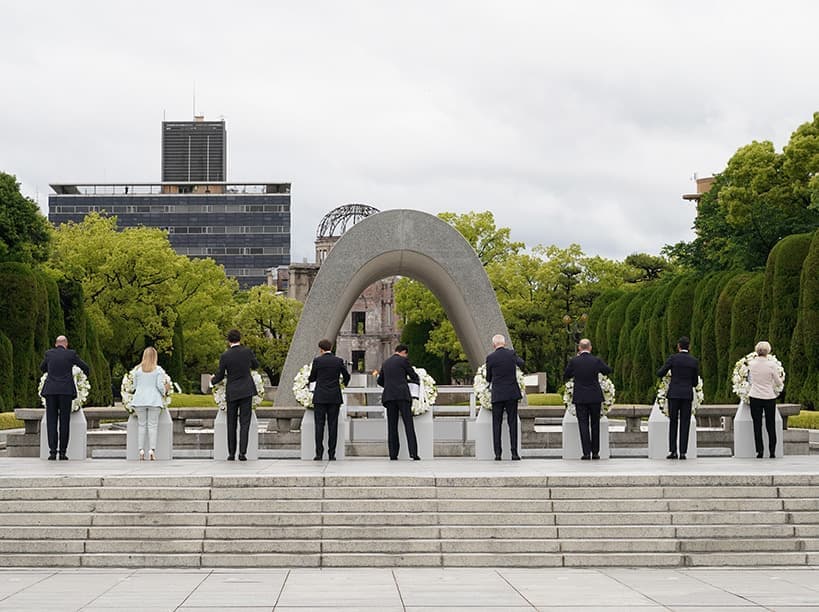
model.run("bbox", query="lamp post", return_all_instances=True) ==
[563,313,588,362]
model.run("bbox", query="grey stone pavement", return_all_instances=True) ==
[0,567,818,611]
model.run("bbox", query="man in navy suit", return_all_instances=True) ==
[211,329,259,461]
[40,335,90,460]
[657,336,700,460]
[485,334,525,460]
[563,338,612,460]
[308,339,351,461]
[377,344,421,460]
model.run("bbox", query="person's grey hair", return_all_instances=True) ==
[755,341,771,356]
[578,338,591,351]
[492,334,506,347]
[55,335,68,347]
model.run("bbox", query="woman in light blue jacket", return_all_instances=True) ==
[131,347,169,460]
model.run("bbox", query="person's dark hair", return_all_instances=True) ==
[677,336,690,350]
[227,329,242,343]
[395,344,409,354]
[318,338,333,351]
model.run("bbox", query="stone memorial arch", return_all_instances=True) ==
[273,209,511,411]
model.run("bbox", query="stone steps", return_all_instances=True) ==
[0,474,816,567]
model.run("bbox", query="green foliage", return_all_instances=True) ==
[623,252,672,282]
[603,292,636,371]
[588,290,622,361]
[647,280,678,367]
[159,316,185,389]
[437,211,524,266]
[0,173,51,264]
[0,412,23,429]
[0,263,39,407]
[233,286,302,385]
[400,320,445,383]
[615,291,647,401]
[42,272,65,343]
[665,275,697,345]
[695,273,733,400]
[525,393,563,406]
[762,232,813,383]
[728,272,765,367]
[792,230,819,408]
[788,410,819,430]
[0,332,13,411]
[84,319,112,407]
[630,286,661,403]
[713,273,752,402]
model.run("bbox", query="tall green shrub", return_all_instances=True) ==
[728,272,765,373]
[589,290,622,362]
[792,231,819,408]
[85,319,112,407]
[604,293,636,379]
[616,292,647,401]
[630,286,660,403]
[698,272,733,400]
[714,272,752,402]
[648,278,680,368]
[0,263,39,407]
[0,332,13,411]
[666,274,698,345]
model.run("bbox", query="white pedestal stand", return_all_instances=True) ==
[300,406,349,460]
[733,400,783,458]
[387,408,433,460]
[40,409,87,460]
[469,406,522,460]
[213,409,259,460]
[648,402,698,458]
[126,410,174,460]
[561,407,611,459]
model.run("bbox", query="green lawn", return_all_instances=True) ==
[526,393,564,406]
[0,413,24,430]
[169,394,273,408]
[789,410,819,430]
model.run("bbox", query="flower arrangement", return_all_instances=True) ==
[292,363,314,409]
[410,367,438,416]
[120,367,174,414]
[561,374,616,416]
[731,352,785,404]
[656,372,704,416]
[213,370,265,410]
[472,364,526,411]
[38,366,90,412]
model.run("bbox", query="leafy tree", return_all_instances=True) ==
[624,253,672,282]
[233,285,302,385]
[437,211,523,266]
[0,172,51,264]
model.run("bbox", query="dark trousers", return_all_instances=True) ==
[575,402,601,457]
[750,397,777,456]
[492,399,519,457]
[226,396,253,457]
[668,398,692,455]
[314,403,340,458]
[384,400,417,459]
[45,394,72,455]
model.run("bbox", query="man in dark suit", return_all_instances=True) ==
[308,338,351,461]
[377,344,421,460]
[486,334,525,461]
[563,338,612,460]
[657,336,700,460]
[40,335,90,460]
[211,329,259,461]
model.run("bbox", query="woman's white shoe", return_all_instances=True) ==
[138,449,145,461]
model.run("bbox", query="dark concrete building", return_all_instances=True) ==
[49,181,290,288]
[161,117,227,182]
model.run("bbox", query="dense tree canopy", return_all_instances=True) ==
[0,172,51,264]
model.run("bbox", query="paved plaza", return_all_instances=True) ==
[0,567,818,610]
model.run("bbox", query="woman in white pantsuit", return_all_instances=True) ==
[131,347,169,461]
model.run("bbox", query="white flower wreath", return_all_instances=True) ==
[731,352,785,404]
[292,363,352,409]
[410,367,438,416]
[38,366,90,412]
[120,367,174,414]
[656,371,704,416]
[213,370,265,411]
[472,364,525,411]
[562,374,616,416]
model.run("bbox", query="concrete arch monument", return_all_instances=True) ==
[274,208,511,410]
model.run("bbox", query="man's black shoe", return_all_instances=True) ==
[494,455,502,461]
[581,455,591,460]
[328,455,336,461]
[679,454,686,460]
[313,455,322,461]
[592,454,600,460]
[238,455,247,461]
[511,454,521,461]
[227,456,235,461]
[666,453,678,460]
[58,454,68,461]
[47,453,57,461]
[390,457,398,460]
[411,456,421,460]
[756,452,764,458]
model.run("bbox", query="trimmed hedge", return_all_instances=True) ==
[698,272,734,400]
[0,332,12,411]
[666,274,697,347]
[792,231,819,408]
[0,263,39,407]
[728,272,765,382]
[714,273,752,402]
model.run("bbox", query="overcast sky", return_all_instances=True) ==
[3,1,818,264]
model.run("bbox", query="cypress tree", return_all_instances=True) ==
[666,274,698,345]
[792,231,819,408]
[616,292,646,401]
[630,286,660,403]
[698,272,733,400]
[604,292,636,388]
[648,278,679,369]
[728,272,765,371]
[589,290,622,363]
[0,332,13,411]
[0,263,38,407]
[714,272,752,402]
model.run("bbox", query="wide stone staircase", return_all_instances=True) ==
[0,474,817,567]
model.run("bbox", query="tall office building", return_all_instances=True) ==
[48,117,290,288]
[162,117,226,182]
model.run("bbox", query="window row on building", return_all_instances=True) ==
[176,246,289,256]
[165,225,288,234]
[224,267,270,277]
[50,203,289,214]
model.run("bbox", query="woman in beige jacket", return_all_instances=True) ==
[748,341,783,459]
